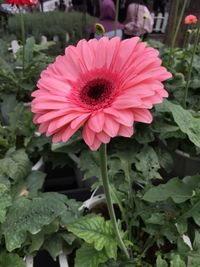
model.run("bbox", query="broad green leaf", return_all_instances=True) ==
[156,255,168,267]
[164,101,200,148]
[143,178,193,203]
[135,145,161,179]
[0,251,25,267]
[43,234,63,260]
[2,193,70,251]
[26,170,46,197]
[75,243,109,267]
[0,149,31,181]
[68,215,119,259]
[0,184,12,223]
[170,255,186,267]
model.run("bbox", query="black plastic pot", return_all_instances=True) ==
[172,149,200,177]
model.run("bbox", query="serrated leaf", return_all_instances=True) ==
[75,243,109,267]
[143,178,193,203]
[0,184,12,223]
[2,193,69,251]
[156,255,168,267]
[0,251,25,267]
[0,149,31,181]
[68,215,118,259]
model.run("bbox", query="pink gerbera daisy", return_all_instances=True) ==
[31,37,171,151]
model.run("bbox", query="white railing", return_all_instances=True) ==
[25,253,69,267]
[151,12,169,33]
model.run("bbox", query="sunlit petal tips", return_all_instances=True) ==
[32,37,172,151]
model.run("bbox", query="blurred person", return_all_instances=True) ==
[123,0,153,39]
[89,0,124,39]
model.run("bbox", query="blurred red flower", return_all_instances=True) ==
[184,15,198,25]
[5,0,38,7]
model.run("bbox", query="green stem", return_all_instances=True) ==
[184,21,200,108]
[114,0,120,36]
[99,144,130,259]
[183,27,189,49]
[141,19,146,41]
[169,0,188,65]
[19,8,25,73]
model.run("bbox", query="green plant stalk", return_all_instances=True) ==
[114,0,120,36]
[183,27,189,49]
[99,144,130,259]
[169,0,188,64]
[184,21,200,108]
[140,19,146,41]
[19,8,25,73]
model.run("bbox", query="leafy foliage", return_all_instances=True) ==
[75,243,109,267]
[0,251,25,267]
[0,149,31,181]
[68,215,121,259]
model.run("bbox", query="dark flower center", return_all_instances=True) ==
[80,78,114,106]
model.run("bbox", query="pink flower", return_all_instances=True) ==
[184,15,198,25]
[32,37,171,151]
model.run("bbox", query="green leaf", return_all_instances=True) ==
[68,215,119,259]
[0,94,17,124]
[146,213,165,225]
[26,170,46,197]
[24,37,35,64]
[75,243,109,267]
[0,149,31,181]
[164,101,200,148]
[0,184,12,223]
[193,230,200,251]
[135,145,161,179]
[143,178,193,203]
[79,150,101,180]
[2,193,70,251]
[29,231,44,253]
[0,251,25,267]
[43,234,63,260]
[170,255,186,267]
[156,255,168,267]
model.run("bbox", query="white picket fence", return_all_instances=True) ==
[151,12,169,33]
[25,253,69,267]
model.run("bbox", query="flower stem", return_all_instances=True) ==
[168,0,188,65]
[114,0,120,36]
[99,144,130,259]
[19,8,25,73]
[184,21,200,108]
